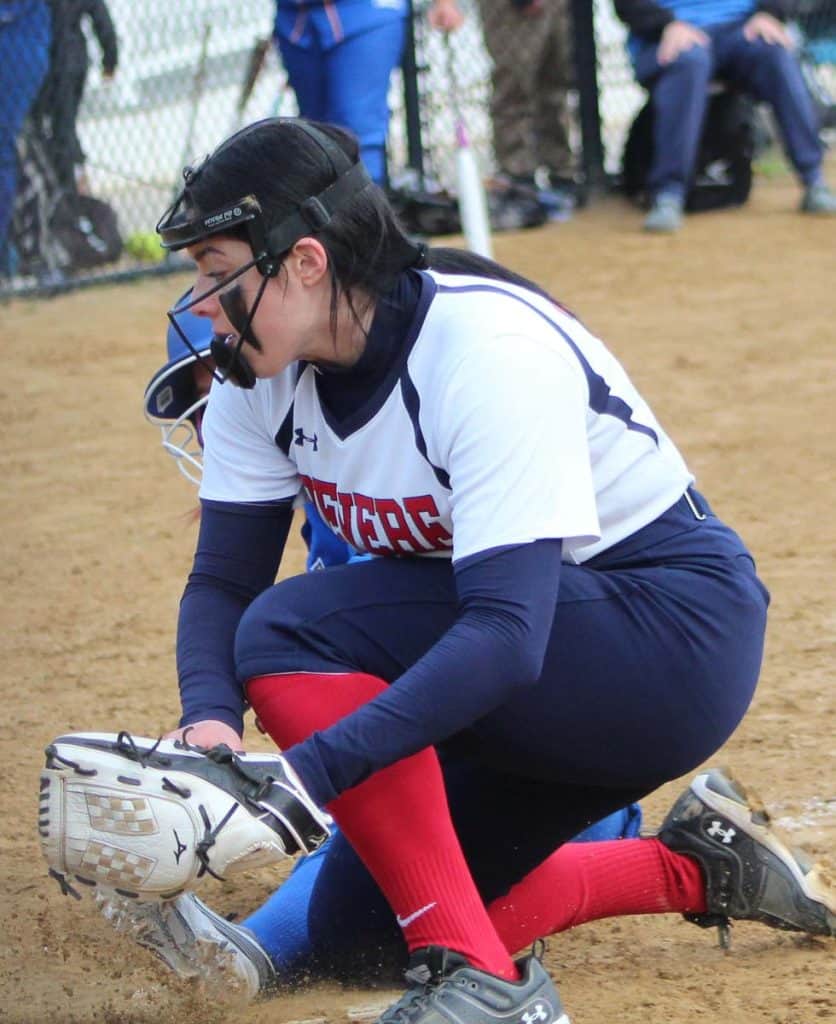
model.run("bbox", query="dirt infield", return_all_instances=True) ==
[1,174,834,1024]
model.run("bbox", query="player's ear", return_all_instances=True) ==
[288,238,329,287]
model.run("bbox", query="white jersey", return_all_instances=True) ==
[199,271,694,564]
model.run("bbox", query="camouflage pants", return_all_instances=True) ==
[476,0,576,179]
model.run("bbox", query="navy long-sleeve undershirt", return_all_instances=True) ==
[177,500,292,734]
[177,500,563,805]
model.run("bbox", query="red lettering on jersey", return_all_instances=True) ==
[296,477,452,554]
[374,498,423,552]
[354,492,383,551]
[404,495,453,549]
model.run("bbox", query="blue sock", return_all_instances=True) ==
[573,802,643,842]
[242,838,331,971]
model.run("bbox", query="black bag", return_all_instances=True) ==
[387,180,547,238]
[61,194,123,269]
[387,184,464,237]
[11,125,123,276]
[486,181,549,231]
[622,89,755,212]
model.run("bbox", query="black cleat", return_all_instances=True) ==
[659,768,835,947]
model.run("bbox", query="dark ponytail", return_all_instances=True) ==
[424,247,558,304]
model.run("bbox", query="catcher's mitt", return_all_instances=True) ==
[38,731,331,901]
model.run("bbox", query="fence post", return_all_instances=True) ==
[571,0,607,194]
[400,0,425,184]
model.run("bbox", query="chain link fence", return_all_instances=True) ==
[2,0,834,299]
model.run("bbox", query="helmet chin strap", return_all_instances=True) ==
[212,278,270,389]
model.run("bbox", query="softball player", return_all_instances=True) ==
[135,285,642,992]
[150,118,831,1019]
[131,283,829,1001]
[273,0,463,186]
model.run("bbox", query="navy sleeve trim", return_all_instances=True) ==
[275,402,295,457]
[400,369,451,490]
[201,496,296,516]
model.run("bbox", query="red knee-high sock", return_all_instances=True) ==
[248,672,517,979]
[487,837,707,954]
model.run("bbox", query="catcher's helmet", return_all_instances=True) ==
[143,290,214,485]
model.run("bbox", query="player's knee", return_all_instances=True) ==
[234,575,328,675]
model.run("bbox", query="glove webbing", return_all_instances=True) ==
[202,745,307,856]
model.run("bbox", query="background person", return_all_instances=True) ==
[615,0,836,231]
[273,0,463,187]
[476,0,580,211]
[31,0,118,205]
[0,0,51,278]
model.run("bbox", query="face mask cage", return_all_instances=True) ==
[143,356,212,485]
[156,397,207,486]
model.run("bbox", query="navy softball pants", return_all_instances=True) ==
[236,492,768,918]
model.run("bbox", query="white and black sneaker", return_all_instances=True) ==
[375,946,569,1024]
[659,768,835,946]
[98,890,276,999]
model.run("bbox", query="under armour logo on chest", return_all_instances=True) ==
[294,428,318,451]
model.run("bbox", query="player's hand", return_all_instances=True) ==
[743,12,792,47]
[428,0,465,32]
[165,719,245,751]
[657,21,709,65]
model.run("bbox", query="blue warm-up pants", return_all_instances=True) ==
[274,3,407,185]
[633,20,824,200]
[0,1,51,259]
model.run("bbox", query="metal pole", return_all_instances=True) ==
[571,0,607,194]
[401,0,425,184]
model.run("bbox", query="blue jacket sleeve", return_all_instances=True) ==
[177,499,292,735]
[285,539,563,806]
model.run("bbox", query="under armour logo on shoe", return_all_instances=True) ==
[294,428,318,450]
[706,820,736,844]
[521,1004,551,1024]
